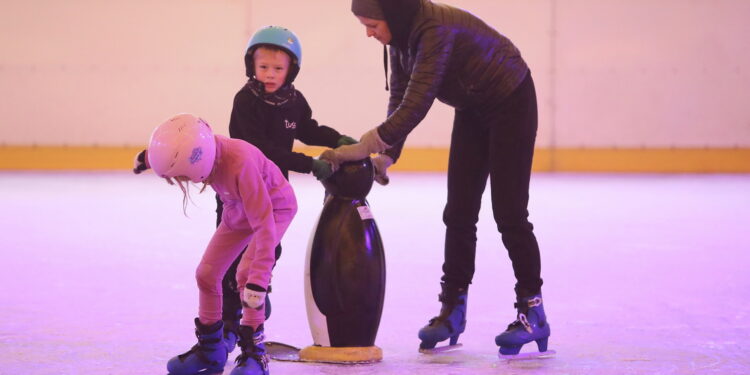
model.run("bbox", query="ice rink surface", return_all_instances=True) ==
[1,171,749,375]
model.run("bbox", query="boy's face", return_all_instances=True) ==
[356,16,391,45]
[253,47,291,93]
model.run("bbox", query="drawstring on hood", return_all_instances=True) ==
[352,0,421,90]
[351,0,420,91]
[383,46,389,91]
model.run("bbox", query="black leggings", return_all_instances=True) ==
[441,72,543,298]
[216,196,282,321]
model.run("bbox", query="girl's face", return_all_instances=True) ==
[253,47,291,93]
[357,16,391,45]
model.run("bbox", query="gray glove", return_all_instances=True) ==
[311,159,334,180]
[321,128,390,168]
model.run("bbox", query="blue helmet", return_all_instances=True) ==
[245,26,302,84]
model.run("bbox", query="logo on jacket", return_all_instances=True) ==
[284,119,297,129]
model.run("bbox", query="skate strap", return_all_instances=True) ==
[235,351,270,371]
[518,313,533,333]
[235,346,270,371]
[513,296,543,310]
[427,315,456,333]
[437,292,466,305]
[253,332,265,346]
[234,330,269,370]
[176,340,222,366]
[527,297,543,308]
[508,296,543,334]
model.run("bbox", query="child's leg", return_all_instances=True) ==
[221,253,244,320]
[236,209,295,328]
[196,222,252,325]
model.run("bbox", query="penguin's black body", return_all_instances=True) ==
[304,158,386,348]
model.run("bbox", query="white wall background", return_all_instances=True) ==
[0,0,748,148]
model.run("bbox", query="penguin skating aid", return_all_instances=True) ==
[267,158,386,364]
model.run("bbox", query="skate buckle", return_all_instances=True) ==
[253,332,265,346]
[259,353,270,370]
[527,297,542,308]
[519,313,532,333]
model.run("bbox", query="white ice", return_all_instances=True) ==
[1,171,749,375]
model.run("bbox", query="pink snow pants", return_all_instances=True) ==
[195,207,295,329]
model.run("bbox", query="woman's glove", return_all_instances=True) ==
[243,283,267,310]
[371,154,394,185]
[311,158,334,180]
[133,149,149,174]
[320,128,390,169]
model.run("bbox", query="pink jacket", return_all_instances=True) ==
[210,135,297,283]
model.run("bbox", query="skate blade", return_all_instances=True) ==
[265,341,302,362]
[419,343,463,354]
[499,349,556,361]
[265,342,381,364]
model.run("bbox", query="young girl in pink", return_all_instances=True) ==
[145,113,296,375]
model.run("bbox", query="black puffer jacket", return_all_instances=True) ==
[377,0,529,161]
[229,83,342,179]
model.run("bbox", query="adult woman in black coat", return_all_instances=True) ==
[322,0,552,357]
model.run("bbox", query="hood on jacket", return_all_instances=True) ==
[378,0,421,49]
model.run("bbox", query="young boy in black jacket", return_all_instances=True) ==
[217,25,357,351]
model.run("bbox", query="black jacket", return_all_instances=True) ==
[377,0,529,161]
[228,84,342,179]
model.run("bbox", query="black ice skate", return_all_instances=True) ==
[495,294,555,360]
[230,324,269,375]
[417,283,467,354]
[167,318,228,375]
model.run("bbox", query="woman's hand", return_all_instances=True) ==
[319,128,391,168]
[372,154,394,185]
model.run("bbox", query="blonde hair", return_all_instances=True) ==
[164,156,217,216]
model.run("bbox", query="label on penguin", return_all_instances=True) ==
[357,206,373,220]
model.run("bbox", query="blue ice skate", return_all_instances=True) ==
[167,318,228,375]
[418,283,468,353]
[230,324,269,375]
[495,294,555,359]
[223,318,240,354]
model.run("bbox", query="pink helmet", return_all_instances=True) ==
[147,114,217,183]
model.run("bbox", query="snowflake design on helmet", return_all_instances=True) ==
[189,147,203,165]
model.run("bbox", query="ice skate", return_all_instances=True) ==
[230,324,270,375]
[495,294,555,360]
[417,283,467,354]
[223,317,240,354]
[225,286,272,354]
[167,318,228,375]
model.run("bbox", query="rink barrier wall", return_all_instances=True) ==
[0,146,749,173]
